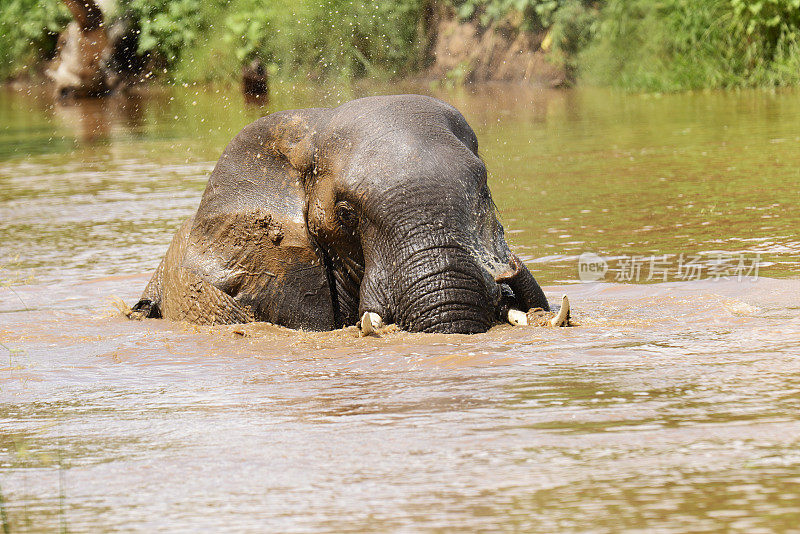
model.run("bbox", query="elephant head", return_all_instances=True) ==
[161,95,549,334]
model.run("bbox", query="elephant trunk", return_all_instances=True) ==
[496,255,550,312]
[391,246,498,334]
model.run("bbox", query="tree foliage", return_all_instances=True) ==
[0,0,69,80]
[580,0,800,91]
[122,0,426,82]
[452,0,593,30]
[2,0,800,90]
[123,0,225,66]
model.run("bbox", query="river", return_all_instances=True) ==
[1,83,799,532]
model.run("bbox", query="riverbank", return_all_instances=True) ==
[2,1,800,93]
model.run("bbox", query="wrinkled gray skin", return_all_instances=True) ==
[132,95,549,333]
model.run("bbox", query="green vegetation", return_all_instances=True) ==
[218,0,425,80]
[452,0,592,30]
[581,0,800,91]
[2,0,800,91]
[0,0,69,80]
[0,0,426,83]
[450,0,599,79]
[126,0,224,70]
[123,0,427,83]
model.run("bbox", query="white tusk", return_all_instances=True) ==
[507,309,529,326]
[550,295,570,327]
[359,311,383,335]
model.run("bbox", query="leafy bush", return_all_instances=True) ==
[0,0,69,80]
[580,0,725,91]
[132,0,426,82]
[3,0,800,90]
[547,0,599,74]
[451,0,594,31]
[219,0,425,80]
[731,0,800,51]
[122,0,226,67]
[447,0,599,79]
[580,0,800,91]
[730,0,800,84]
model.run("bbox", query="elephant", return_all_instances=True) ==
[241,58,269,101]
[130,94,557,334]
[47,0,145,100]
[47,0,109,99]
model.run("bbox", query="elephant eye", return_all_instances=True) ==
[335,201,358,229]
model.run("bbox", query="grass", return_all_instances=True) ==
[579,0,800,92]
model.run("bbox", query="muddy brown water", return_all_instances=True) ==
[1,83,799,532]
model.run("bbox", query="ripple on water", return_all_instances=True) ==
[1,275,800,531]
[1,86,800,531]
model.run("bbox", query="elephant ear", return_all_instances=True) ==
[182,109,336,330]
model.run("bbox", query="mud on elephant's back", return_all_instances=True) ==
[181,209,335,330]
[129,218,254,324]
